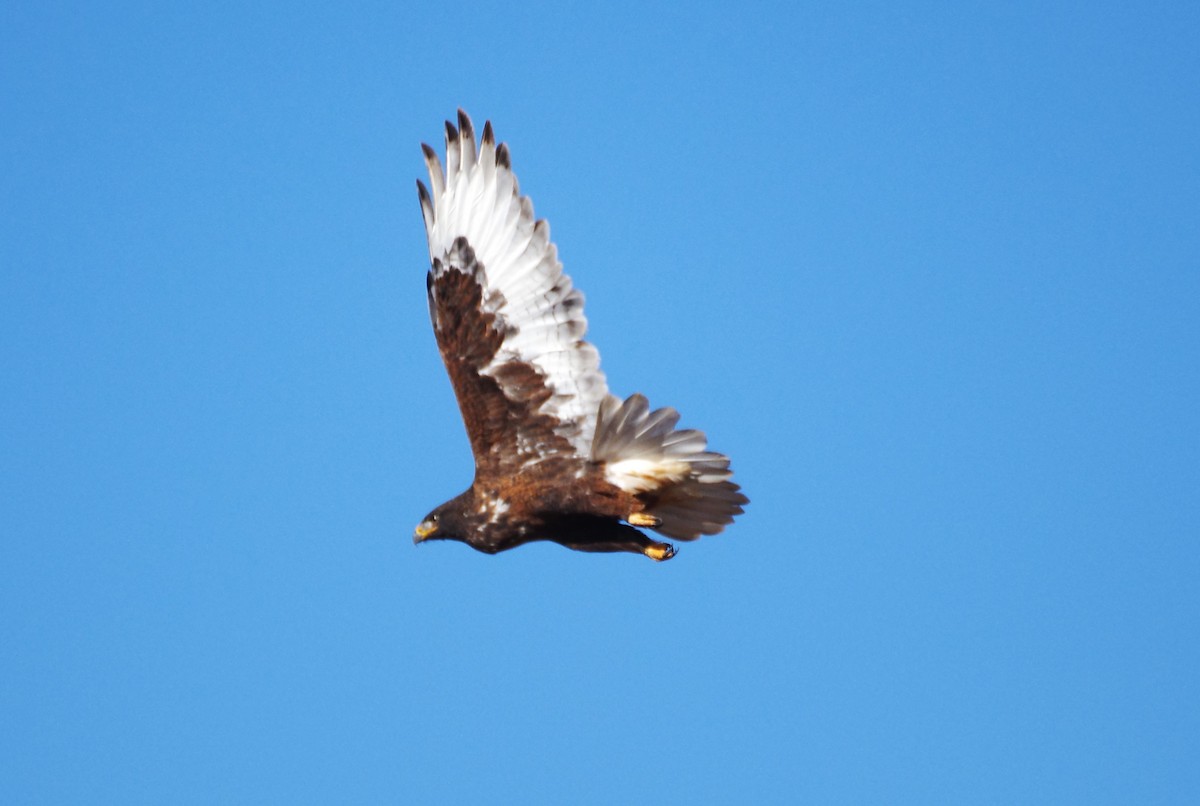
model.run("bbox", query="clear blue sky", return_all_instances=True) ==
[3,2,1197,803]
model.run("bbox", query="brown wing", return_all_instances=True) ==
[417,111,609,480]
[426,237,579,478]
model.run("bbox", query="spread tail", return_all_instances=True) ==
[591,394,748,540]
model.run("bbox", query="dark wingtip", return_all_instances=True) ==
[482,120,494,146]
[421,142,436,160]
[416,178,430,204]
[496,142,511,168]
[444,120,458,142]
[457,109,474,142]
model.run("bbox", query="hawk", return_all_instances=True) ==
[413,110,747,561]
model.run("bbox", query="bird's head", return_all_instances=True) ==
[413,497,470,545]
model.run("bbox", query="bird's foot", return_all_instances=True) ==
[628,511,662,528]
[643,541,676,562]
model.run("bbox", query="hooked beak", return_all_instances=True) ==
[413,519,438,544]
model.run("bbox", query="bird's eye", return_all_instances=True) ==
[430,514,438,522]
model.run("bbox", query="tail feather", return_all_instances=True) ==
[592,393,748,541]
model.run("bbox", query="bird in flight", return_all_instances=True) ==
[413,110,747,561]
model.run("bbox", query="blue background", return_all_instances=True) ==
[3,2,1197,802]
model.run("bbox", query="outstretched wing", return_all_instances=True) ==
[417,110,609,477]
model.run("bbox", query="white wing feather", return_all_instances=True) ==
[420,111,609,454]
